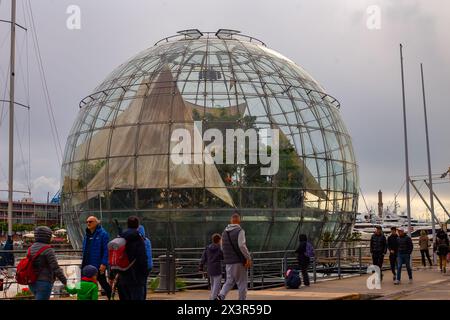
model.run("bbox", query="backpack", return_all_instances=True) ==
[285,269,301,289]
[108,237,135,271]
[16,245,51,285]
[306,242,315,258]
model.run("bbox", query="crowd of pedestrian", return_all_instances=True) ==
[371,225,450,285]
[7,209,449,300]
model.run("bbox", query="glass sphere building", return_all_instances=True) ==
[61,29,359,250]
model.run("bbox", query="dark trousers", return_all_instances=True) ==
[117,282,146,301]
[298,258,310,286]
[372,252,384,277]
[97,272,112,300]
[420,249,432,266]
[389,253,397,276]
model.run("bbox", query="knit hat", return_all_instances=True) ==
[81,265,98,278]
[34,226,53,244]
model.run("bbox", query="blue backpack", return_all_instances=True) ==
[306,242,315,258]
[285,269,301,289]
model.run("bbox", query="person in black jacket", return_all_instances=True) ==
[295,234,312,286]
[387,227,399,281]
[370,226,387,280]
[199,233,224,300]
[0,236,14,268]
[394,228,413,285]
[433,229,449,273]
[116,216,149,300]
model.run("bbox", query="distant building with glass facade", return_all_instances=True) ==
[61,29,358,250]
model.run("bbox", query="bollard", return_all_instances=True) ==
[155,253,176,294]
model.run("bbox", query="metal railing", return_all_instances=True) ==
[0,243,434,298]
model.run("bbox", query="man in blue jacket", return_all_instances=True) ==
[82,216,111,299]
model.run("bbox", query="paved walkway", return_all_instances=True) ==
[148,267,450,300]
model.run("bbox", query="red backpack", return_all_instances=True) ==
[16,245,51,285]
[108,237,135,271]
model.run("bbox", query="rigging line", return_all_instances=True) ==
[25,0,60,153]
[14,114,30,189]
[359,187,370,213]
[26,0,63,164]
[387,180,406,210]
[0,64,10,126]
[410,181,423,203]
[16,28,29,102]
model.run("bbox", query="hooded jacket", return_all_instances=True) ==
[30,226,67,285]
[137,225,153,271]
[82,225,109,269]
[118,228,149,285]
[221,224,251,265]
[66,277,98,300]
[199,243,224,277]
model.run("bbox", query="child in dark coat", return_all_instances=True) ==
[199,233,224,300]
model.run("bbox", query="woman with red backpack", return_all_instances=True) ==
[24,226,67,300]
[295,234,314,287]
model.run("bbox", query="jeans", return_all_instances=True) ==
[396,254,412,281]
[219,264,248,300]
[209,275,222,300]
[29,280,53,300]
[420,249,432,267]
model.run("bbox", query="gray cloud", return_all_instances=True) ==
[0,0,449,220]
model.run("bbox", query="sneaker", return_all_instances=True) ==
[215,295,224,300]
[393,275,396,281]
[394,280,400,285]
[408,279,413,284]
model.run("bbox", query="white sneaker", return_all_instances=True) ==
[408,279,413,284]
[394,280,400,285]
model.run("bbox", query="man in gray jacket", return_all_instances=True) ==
[217,212,252,300]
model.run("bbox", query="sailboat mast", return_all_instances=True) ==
[399,44,412,237]
[7,0,17,237]
[420,63,436,262]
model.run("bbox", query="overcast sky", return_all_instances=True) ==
[0,0,449,221]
